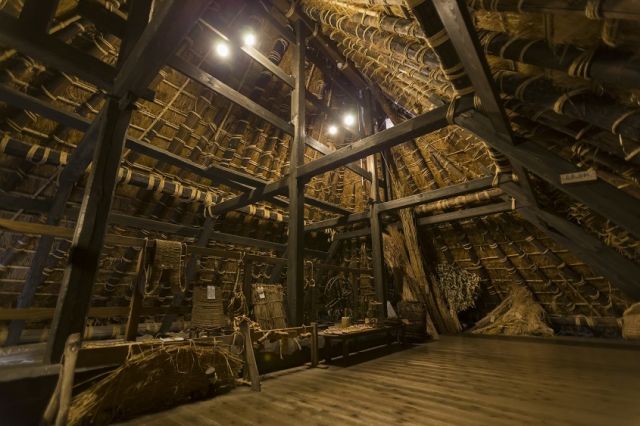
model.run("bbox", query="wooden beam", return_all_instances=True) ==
[431,0,512,138]
[125,137,259,191]
[45,1,212,362]
[362,89,386,318]
[0,218,366,272]
[304,211,370,232]
[77,0,126,38]
[287,21,306,326]
[416,201,514,226]
[112,0,212,97]
[518,207,640,300]
[115,0,153,68]
[0,84,350,215]
[468,0,640,21]
[306,135,377,184]
[297,96,474,180]
[198,18,294,87]
[377,176,499,213]
[457,112,640,237]
[44,99,133,363]
[210,177,288,215]
[254,0,296,45]
[334,227,371,240]
[0,193,50,213]
[0,14,116,90]
[19,0,60,33]
[169,56,295,134]
[4,114,105,346]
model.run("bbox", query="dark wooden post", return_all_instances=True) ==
[286,20,306,326]
[125,243,147,341]
[243,260,254,309]
[45,99,134,363]
[42,0,211,362]
[362,91,386,318]
[310,322,319,367]
[239,318,261,392]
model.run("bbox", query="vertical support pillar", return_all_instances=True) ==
[286,20,306,326]
[45,98,133,363]
[362,91,386,318]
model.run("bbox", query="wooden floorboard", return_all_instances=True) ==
[118,336,640,425]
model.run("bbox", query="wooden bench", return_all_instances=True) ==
[321,325,400,363]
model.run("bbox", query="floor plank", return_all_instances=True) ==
[118,336,640,425]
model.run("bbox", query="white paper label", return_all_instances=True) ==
[560,168,597,184]
[207,285,216,300]
[258,286,266,299]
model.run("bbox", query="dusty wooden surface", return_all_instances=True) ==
[118,336,640,425]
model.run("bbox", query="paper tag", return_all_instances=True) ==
[257,286,266,299]
[207,285,216,300]
[560,168,597,184]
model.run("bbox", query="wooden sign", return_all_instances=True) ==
[560,168,597,184]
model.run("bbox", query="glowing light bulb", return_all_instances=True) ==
[343,113,356,126]
[243,32,257,47]
[215,41,230,58]
[327,125,338,136]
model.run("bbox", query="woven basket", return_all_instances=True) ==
[622,303,640,340]
[191,286,226,330]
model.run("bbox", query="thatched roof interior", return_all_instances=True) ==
[0,0,639,345]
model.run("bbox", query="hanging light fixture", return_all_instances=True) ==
[215,41,230,58]
[327,125,338,136]
[343,113,356,127]
[242,31,257,47]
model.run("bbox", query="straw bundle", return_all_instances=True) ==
[436,262,481,313]
[471,286,554,336]
[67,340,242,425]
[251,284,287,329]
[622,303,640,340]
[190,286,227,330]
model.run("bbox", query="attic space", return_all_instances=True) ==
[0,0,639,425]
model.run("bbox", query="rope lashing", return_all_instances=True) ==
[25,145,51,165]
[426,28,450,50]
[0,133,10,154]
[553,88,590,114]
[473,94,482,111]
[619,134,640,161]
[585,0,603,19]
[442,62,466,81]
[568,49,596,79]
[446,97,460,125]
[611,109,640,134]
[518,39,540,62]
[117,167,133,185]
[228,252,248,317]
[514,74,544,100]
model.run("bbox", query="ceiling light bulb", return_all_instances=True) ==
[327,125,338,136]
[343,113,355,127]
[215,41,230,58]
[243,32,257,47]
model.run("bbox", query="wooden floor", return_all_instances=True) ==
[119,336,640,426]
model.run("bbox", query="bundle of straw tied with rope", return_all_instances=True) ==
[67,340,242,425]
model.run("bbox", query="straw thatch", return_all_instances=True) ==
[67,339,242,425]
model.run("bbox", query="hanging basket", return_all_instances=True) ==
[622,303,640,340]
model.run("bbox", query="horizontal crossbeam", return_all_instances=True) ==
[297,96,474,180]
